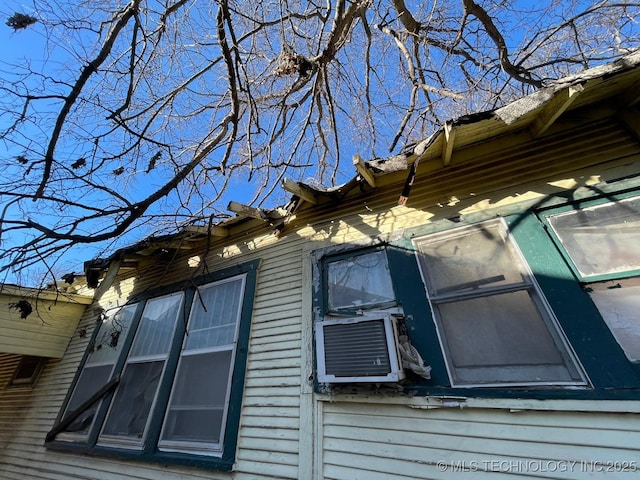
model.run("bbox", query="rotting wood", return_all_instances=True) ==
[228,201,285,220]
[282,178,318,205]
[530,84,584,138]
[353,155,376,188]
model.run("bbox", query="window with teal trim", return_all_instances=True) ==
[544,195,640,364]
[314,214,640,398]
[47,260,259,471]
[412,219,587,388]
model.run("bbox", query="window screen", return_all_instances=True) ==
[413,219,587,387]
[326,250,395,312]
[547,196,640,279]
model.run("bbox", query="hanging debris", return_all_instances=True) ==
[6,13,37,31]
[9,299,33,319]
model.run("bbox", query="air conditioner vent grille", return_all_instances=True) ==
[323,319,391,377]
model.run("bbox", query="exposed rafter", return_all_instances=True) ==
[227,201,284,221]
[353,154,376,187]
[441,122,456,166]
[282,178,318,204]
[530,84,584,138]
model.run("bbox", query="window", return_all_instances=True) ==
[545,195,640,363]
[413,219,586,388]
[313,209,640,398]
[9,355,46,387]
[325,249,396,313]
[59,304,137,436]
[315,248,430,384]
[546,195,640,280]
[47,260,259,471]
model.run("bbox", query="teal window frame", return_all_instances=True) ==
[537,190,640,369]
[313,213,640,399]
[539,191,640,283]
[46,259,260,471]
[320,245,399,316]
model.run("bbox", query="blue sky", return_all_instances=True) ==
[1,1,638,286]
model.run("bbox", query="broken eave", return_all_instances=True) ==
[83,51,640,284]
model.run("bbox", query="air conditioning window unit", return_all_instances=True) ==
[315,313,405,383]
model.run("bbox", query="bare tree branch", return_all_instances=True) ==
[0,0,638,283]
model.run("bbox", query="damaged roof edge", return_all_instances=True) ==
[84,50,640,280]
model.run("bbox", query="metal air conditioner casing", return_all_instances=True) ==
[315,313,405,383]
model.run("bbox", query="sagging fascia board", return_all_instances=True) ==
[282,178,318,204]
[353,154,376,187]
[530,84,585,138]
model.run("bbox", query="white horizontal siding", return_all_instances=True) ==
[320,401,640,479]
[233,237,303,479]
[0,233,306,479]
[0,297,87,358]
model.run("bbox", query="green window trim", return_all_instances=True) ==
[46,259,260,471]
[312,213,640,400]
[538,191,640,283]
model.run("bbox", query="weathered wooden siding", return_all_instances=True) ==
[0,118,639,479]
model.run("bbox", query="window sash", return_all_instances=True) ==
[586,278,640,363]
[98,292,183,448]
[158,276,245,454]
[57,304,137,439]
[413,218,587,388]
[546,195,640,280]
[324,249,396,313]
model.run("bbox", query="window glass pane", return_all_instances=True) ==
[160,276,246,451]
[130,293,182,358]
[87,305,136,365]
[63,364,112,434]
[327,250,395,310]
[161,350,232,445]
[101,294,181,444]
[11,356,45,384]
[436,290,581,385]
[185,278,243,351]
[101,361,164,439]
[415,221,527,296]
[548,196,640,278]
[588,281,640,362]
[60,304,137,436]
[414,219,586,387]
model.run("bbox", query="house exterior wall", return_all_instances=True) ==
[0,289,92,358]
[1,116,640,478]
